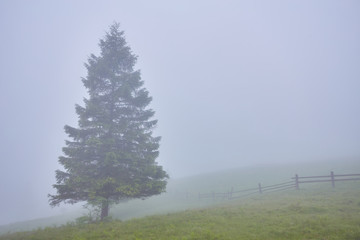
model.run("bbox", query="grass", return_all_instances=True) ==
[1,181,360,240]
[1,159,359,239]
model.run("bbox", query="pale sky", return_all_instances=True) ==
[0,0,359,225]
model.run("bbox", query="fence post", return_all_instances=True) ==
[258,183,262,194]
[295,174,299,190]
[331,171,335,188]
[229,187,233,199]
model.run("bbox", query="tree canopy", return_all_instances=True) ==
[49,23,168,220]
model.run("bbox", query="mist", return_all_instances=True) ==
[0,0,359,226]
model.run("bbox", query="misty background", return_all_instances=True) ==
[0,0,359,226]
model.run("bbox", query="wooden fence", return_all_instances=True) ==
[198,172,360,201]
[293,171,360,190]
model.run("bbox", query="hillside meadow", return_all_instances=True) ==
[1,159,360,239]
[1,181,360,239]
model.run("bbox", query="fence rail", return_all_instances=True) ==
[292,172,360,189]
[198,171,360,201]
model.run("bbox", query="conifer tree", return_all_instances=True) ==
[49,23,168,220]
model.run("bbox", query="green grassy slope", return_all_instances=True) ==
[110,158,360,220]
[1,158,359,237]
[1,182,360,240]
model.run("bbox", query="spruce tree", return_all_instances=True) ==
[49,23,168,220]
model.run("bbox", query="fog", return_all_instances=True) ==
[0,0,359,226]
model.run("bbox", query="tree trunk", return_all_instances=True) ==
[100,200,109,221]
